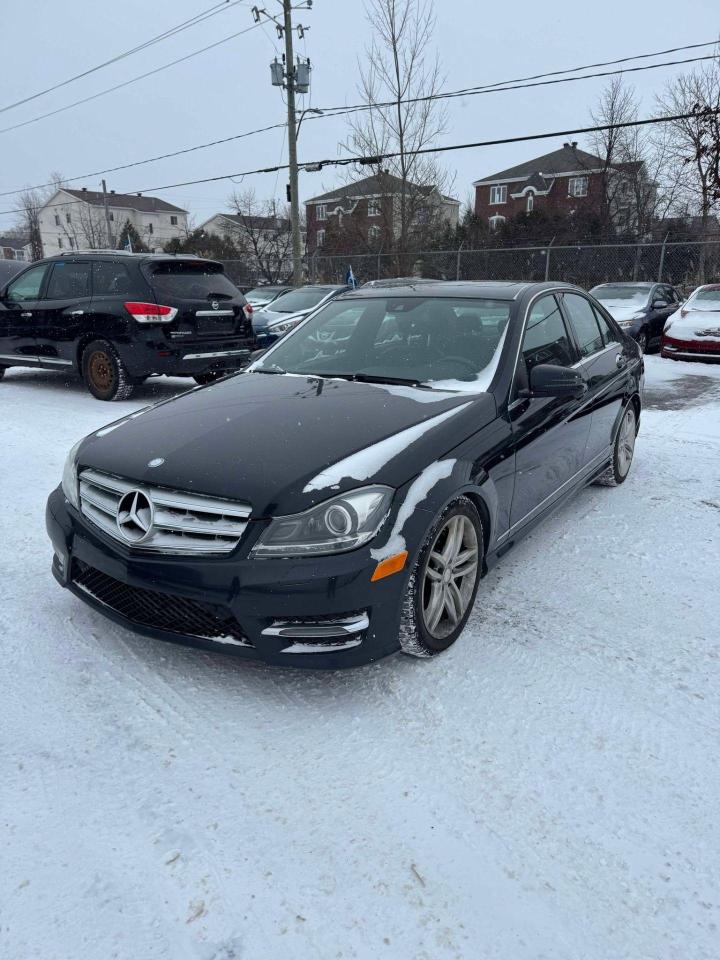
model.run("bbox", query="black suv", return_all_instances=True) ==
[0,252,257,400]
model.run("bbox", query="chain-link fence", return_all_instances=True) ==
[222,239,720,293]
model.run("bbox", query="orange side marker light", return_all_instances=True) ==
[371,551,408,582]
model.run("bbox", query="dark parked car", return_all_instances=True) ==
[590,282,683,353]
[47,282,642,668]
[0,258,25,286]
[243,284,292,309]
[0,252,256,400]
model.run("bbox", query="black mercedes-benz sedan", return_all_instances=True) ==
[46,282,643,668]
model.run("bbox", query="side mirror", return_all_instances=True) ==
[521,363,587,400]
[652,299,668,309]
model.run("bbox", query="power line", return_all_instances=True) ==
[1,41,717,200]
[0,1,245,117]
[0,20,263,137]
[2,108,716,219]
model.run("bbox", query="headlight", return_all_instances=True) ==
[270,317,303,336]
[61,438,83,509]
[251,486,393,557]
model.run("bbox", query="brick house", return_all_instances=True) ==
[473,142,611,230]
[305,172,460,253]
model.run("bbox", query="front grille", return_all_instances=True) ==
[79,468,251,555]
[71,559,250,645]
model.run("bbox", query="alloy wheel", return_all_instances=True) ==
[421,514,479,640]
[617,406,636,477]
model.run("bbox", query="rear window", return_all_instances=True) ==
[147,261,239,300]
[46,261,91,300]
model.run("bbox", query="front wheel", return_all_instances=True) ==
[399,497,484,658]
[595,403,637,487]
[82,340,135,401]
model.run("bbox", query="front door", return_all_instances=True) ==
[561,292,630,462]
[646,284,676,345]
[33,259,93,365]
[508,293,591,528]
[0,262,51,366]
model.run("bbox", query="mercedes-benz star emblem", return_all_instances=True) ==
[116,489,154,543]
[211,300,219,311]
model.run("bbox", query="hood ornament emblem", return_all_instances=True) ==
[147,457,165,468]
[116,489,154,543]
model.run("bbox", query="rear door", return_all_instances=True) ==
[562,292,630,462]
[33,259,93,364]
[508,293,591,528]
[0,262,52,366]
[144,260,253,347]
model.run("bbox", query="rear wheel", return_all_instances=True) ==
[82,340,135,401]
[399,497,484,658]
[594,403,637,487]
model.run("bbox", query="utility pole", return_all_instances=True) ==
[252,3,312,286]
[101,179,113,249]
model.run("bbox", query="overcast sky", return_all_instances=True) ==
[1,0,718,233]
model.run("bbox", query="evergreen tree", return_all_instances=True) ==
[117,219,148,253]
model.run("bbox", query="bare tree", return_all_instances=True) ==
[13,171,68,259]
[345,0,451,260]
[656,56,720,280]
[227,189,295,282]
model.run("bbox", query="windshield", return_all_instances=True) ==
[268,287,335,314]
[254,296,512,391]
[147,262,239,300]
[690,288,720,309]
[592,286,650,305]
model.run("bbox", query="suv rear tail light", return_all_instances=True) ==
[242,303,253,320]
[124,302,178,324]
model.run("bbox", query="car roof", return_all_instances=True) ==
[592,281,656,288]
[33,251,222,267]
[335,280,565,301]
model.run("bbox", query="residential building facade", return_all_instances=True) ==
[0,235,32,261]
[199,212,295,279]
[305,172,460,253]
[38,188,189,255]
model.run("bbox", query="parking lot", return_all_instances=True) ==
[2,355,720,960]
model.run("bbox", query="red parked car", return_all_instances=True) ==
[661,284,720,362]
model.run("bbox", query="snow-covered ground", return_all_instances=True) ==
[2,356,720,960]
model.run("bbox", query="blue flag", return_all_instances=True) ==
[346,265,355,289]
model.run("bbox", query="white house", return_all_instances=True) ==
[199,212,295,279]
[0,234,32,261]
[39,188,189,255]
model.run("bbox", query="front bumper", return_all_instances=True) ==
[661,336,720,363]
[122,336,256,378]
[46,487,405,668]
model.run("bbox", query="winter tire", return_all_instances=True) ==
[399,496,484,658]
[594,403,637,487]
[82,340,135,401]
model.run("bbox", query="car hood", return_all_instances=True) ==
[598,302,647,322]
[666,308,720,339]
[77,373,495,516]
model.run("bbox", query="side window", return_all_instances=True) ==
[592,305,619,346]
[5,264,49,302]
[93,261,133,297]
[563,293,605,358]
[46,261,91,300]
[520,295,575,378]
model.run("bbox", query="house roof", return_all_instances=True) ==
[0,235,29,248]
[209,212,291,232]
[474,143,605,184]
[306,172,459,205]
[61,188,187,214]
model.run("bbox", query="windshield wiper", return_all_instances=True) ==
[302,372,432,389]
[254,364,287,375]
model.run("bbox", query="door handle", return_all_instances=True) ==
[20,311,32,318]
[616,353,627,368]
[69,310,84,316]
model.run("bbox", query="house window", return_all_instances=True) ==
[526,192,534,213]
[148,222,154,234]
[68,237,75,249]
[316,204,327,221]
[109,212,114,222]
[54,214,60,226]
[316,229,325,248]
[368,199,381,217]
[58,237,64,248]
[170,215,178,225]
[16,250,25,261]
[489,215,506,231]
[490,185,507,205]
[66,211,71,223]
[568,176,588,198]
[368,225,381,242]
